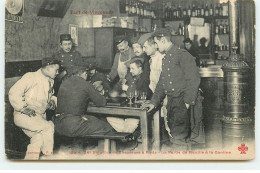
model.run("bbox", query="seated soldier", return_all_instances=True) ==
[9,57,60,160]
[87,62,111,94]
[54,63,115,139]
[107,57,152,134]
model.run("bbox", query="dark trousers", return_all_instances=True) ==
[54,114,114,137]
[166,95,191,146]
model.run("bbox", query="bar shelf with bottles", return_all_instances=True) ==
[120,0,156,19]
[163,2,229,22]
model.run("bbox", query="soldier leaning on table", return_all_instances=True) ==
[141,28,201,151]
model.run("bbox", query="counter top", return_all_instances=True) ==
[199,65,224,78]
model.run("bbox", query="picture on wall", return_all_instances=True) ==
[5,0,24,23]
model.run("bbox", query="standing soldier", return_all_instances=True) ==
[141,28,201,150]
[53,34,84,94]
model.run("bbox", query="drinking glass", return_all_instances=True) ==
[134,90,139,103]
[140,91,147,100]
[127,91,134,105]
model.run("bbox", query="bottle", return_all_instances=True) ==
[173,5,177,19]
[205,4,209,17]
[201,4,205,16]
[125,0,129,13]
[178,23,182,35]
[136,1,140,16]
[187,5,191,17]
[219,23,223,34]
[223,24,227,34]
[131,0,136,14]
[183,8,187,17]
[192,4,196,17]
[215,4,219,16]
[144,3,147,16]
[140,2,144,16]
[215,24,219,34]
[164,6,168,19]
[197,5,201,17]
[182,25,185,35]
[222,3,228,16]
[219,3,223,16]
[209,4,214,16]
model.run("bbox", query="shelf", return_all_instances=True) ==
[171,35,184,37]
[162,16,229,22]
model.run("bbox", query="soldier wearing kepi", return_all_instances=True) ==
[53,34,84,94]
[9,57,60,160]
[141,28,201,150]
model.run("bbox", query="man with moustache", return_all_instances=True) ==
[53,34,84,94]
[9,57,60,160]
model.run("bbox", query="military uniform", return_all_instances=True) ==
[53,49,83,76]
[53,34,84,94]
[151,44,200,148]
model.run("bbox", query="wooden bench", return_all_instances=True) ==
[54,131,133,153]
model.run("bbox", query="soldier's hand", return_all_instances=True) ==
[106,74,112,82]
[185,103,190,109]
[21,108,36,117]
[47,100,56,110]
[141,103,155,112]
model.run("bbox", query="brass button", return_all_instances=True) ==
[172,88,174,91]
[169,81,172,84]
[168,74,170,77]
[168,68,170,71]
[71,60,73,61]
[70,54,72,57]
[62,55,64,58]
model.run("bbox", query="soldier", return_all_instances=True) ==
[53,34,84,94]
[9,57,60,160]
[141,28,201,150]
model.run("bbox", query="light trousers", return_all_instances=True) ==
[106,117,139,133]
[13,111,54,160]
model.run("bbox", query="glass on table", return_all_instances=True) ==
[134,90,139,103]
[127,91,134,105]
[140,91,147,100]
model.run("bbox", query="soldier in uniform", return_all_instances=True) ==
[141,28,201,150]
[53,34,84,94]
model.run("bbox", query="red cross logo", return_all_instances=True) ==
[238,143,248,154]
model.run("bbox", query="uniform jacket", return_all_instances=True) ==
[9,69,56,116]
[151,45,200,107]
[125,71,152,100]
[109,47,135,80]
[53,49,83,76]
[56,76,106,116]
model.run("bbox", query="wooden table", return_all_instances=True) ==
[87,102,160,152]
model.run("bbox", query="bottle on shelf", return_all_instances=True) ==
[222,3,229,16]
[164,6,168,19]
[125,0,129,14]
[201,4,205,17]
[140,2,144,16]
[215,24,219,34]
[182,25,185,35]
[172,5,177,19]
[219,23,224,34]
[197,5,201,17]
[183,7,187,18]
[191,4,196,17]
[219,3,223,16]
[205,4,209,17]
[131,0,136,14]
[215,3,219,16]
[223,23,227,34]
[144,2,147,16]
[187,5,191,17]
[209,4,214,16]
[136,1,140,16]
[178,23,183,35]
